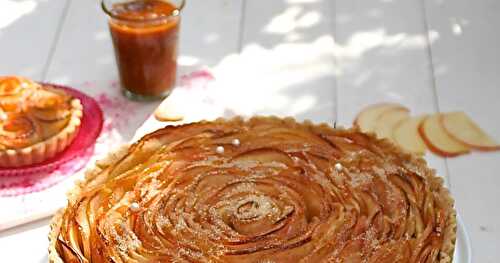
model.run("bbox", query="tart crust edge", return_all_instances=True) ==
[47,116,457,263]
[48,143,130,263]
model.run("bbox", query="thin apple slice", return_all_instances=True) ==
[441,111,500,151]
[418,114,470,157]
[154,99,183,122]
[373,107,410,139]
[354,103,407,133]
[393,115,427,155]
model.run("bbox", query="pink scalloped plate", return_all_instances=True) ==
[0,84,103,178]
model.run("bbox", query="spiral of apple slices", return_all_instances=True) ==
[0,112,42,149]
[50,117,456,263]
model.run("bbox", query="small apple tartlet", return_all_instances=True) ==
[0,76,82,167]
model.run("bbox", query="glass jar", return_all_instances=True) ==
[102,0,185,100]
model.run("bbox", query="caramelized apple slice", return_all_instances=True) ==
[393,115,427,155]
[0,113,41,148]
[418,114,469,157]
[373,108,410,139]
[441,111,500,151]
[25,87,72,122]
[0,76,36,112]
[354,103,407,133]
[0,76,24,96]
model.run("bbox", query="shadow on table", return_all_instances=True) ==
[174,0,456,123]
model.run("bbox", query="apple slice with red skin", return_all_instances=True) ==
[373,107,410,139]
[354,103,407,133]
[393,115,427,155]
[441,111,500,151]
[418,114,470,157]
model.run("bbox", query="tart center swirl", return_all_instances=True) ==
[54,118,455,263]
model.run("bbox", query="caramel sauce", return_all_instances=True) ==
[108,0,180,97]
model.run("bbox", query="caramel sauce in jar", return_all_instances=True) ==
[105,0,183,99]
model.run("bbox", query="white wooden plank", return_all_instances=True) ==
[335,0,437,122]
[43,0,114,85]
[0,219,50,263]
[178,0,244,69]
[232,0,337,124]
[0,0,68,79]
[334,0,449,184]
[424,0,500,261]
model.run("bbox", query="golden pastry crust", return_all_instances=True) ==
[48,117,456,262]
[0,78,83,167]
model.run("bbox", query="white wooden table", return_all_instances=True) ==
[1,0,499,262]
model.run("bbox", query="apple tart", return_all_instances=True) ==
[0,76,83,167]
[49,117,456,262]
